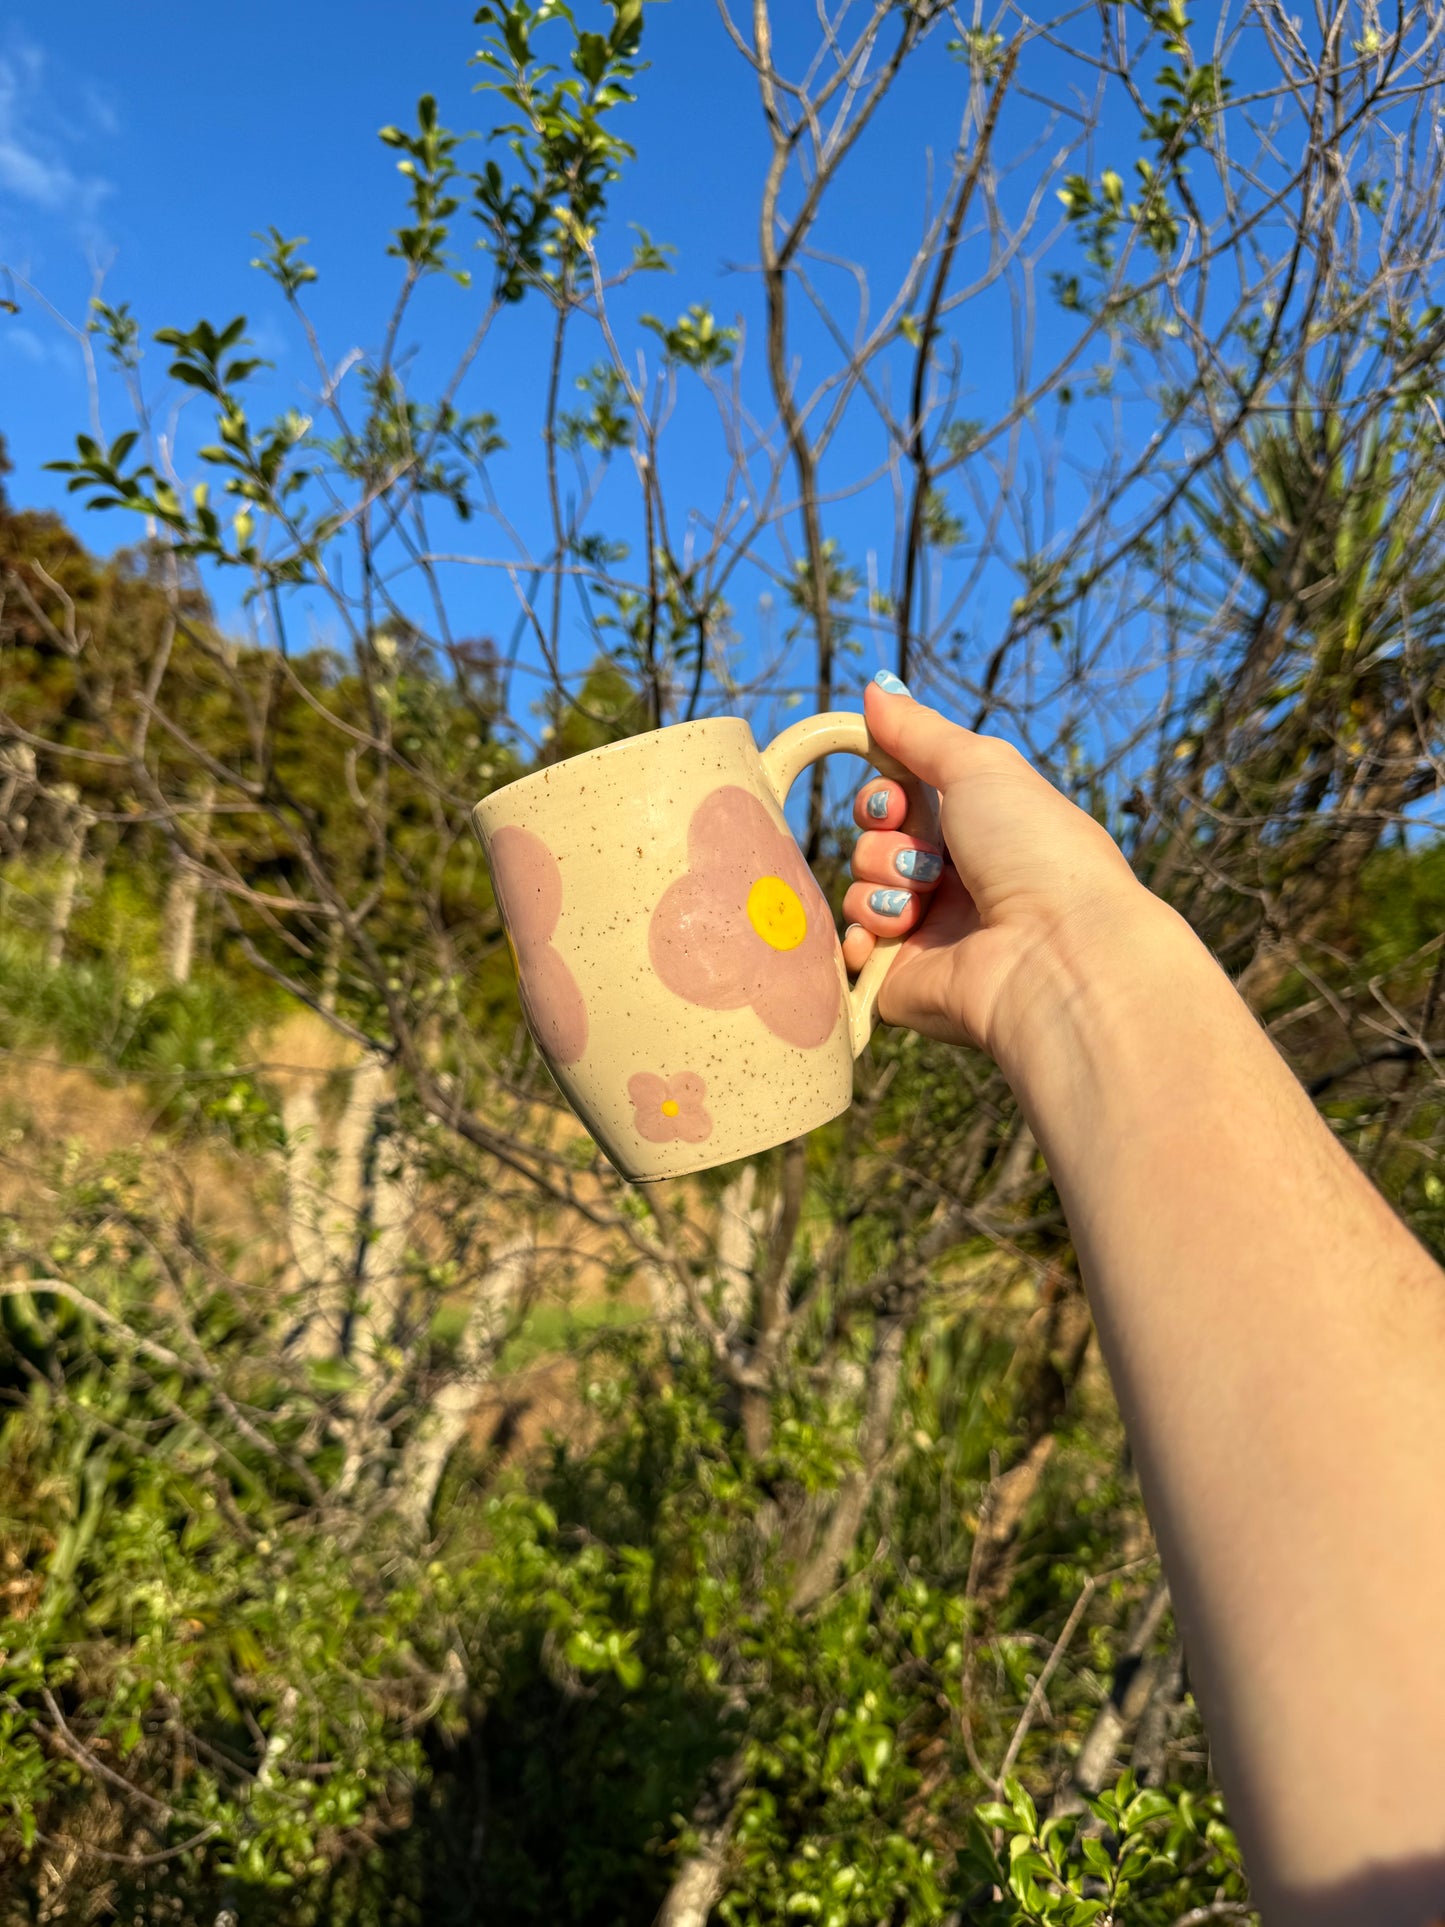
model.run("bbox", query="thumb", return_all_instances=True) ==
[863,675,976,790]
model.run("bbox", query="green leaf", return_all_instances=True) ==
[306,1358,361,1396]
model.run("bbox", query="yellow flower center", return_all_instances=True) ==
[746,874,807,952]
[661,1099,681,1118]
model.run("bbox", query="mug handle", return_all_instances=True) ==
[759,710,913,1060]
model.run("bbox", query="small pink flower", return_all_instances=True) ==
[488,824,588,1065]
[648,785,842,1050]
[628,1070,712,1145]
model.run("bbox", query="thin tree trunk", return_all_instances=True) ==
[351,1102,416,1364]
[741,1138,806,1458]
[1131,1635,1186,1786]
[972,1280,1093,1607]
[651,1737,749,1927]
[44,793,90,970]
[989,1117,1039,1205]
[715,1162,760,1329]
[282,1051,390,1360]
[393,1237,533,1535]
[319,919,342,1013]
[790,1314,907,1610]
[969,1432,1057,1609]
[0,741,35,855]
[161,779,215,984]
[1056,1576,1173,1808]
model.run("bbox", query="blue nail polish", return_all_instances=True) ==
[873,669,911,697]
[866,789,891,820]
[869,888,911,917]
[895,848,942,882]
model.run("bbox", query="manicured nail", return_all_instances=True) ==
[869,888,911,917]
[843,923,865,943]
[895,848,942,883]
[866,789,891,820]
[873,669,911,696]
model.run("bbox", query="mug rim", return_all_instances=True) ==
[476,711,754,811]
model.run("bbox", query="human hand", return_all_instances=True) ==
[841,673,1153,1059]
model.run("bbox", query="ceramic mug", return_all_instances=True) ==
[472,712,907,1182]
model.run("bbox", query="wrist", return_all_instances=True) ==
[988,884,1210,1098]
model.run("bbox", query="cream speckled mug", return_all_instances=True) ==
[472,712,905,1181]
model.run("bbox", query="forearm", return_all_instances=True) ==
[998,893,1445,1924]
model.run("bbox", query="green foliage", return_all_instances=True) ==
[495,1292,648,1371]
[921,486,966,554]
[558,360,634,452]
[324,367,504,522]
[960,1773,1253,1924]
[951,27,1008,79]
[379,94,471,281]
[642,304,739,371]
[1051,0,1229,307]
[0,1136,421,1890]
[472,0,649,298]
[88,296,142,370]
[251,227,320,298]
[0,928,282,1147]
[45,323,325,583]
[1356,840,1445,975]
[156,313,270,398]
[547,655,652,753]
[0,1132,1227,1927]
[723,1578,959,1925]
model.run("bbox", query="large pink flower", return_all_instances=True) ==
[628,1070,712,1145]
[648,785,842,1050]
[488,824,588,1065]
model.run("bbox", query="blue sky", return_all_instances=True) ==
[4,6,1442,843]
[0,3,769,491]
[0,0,1313,785]
[0,3,1054,700]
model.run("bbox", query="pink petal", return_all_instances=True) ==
[749,941,842,1049]
[633,1100,680,1144]
[518,940,588,1065]
[773,830,829,909]
[687,786,781,888]
[649,781,843,1050]
[628,1071,669,1111]
[650,872,755,1009]
[673,1098,713,1144]
[489,824,563,948]
[665,1071,713,1144]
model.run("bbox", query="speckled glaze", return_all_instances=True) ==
[472,713,905,1182]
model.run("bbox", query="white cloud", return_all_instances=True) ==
[0,319,81,370]
[1,321,47,360]
[0,137,80,211]
[80,81,120,140]
[0,37,111,227]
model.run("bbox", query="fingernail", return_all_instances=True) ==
[869,888,911,917]
[866,789,891,820]
[894,848,942,882]
[873,669,911,697]
[843,923,865,943]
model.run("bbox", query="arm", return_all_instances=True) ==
[843,675,1445,1927]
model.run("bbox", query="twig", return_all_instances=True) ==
[995,1572,1096,1785]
